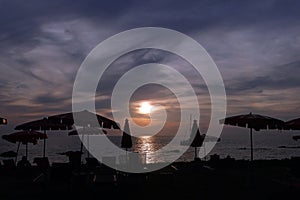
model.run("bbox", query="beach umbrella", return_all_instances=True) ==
[284,118,300,130]
[2,131,47,162]
[15,117,72,158]
[0,151,17,158]
[0,117,7,125]
[15,117,72,131]
[121,119,133,151]
[49,110,120,159]
[68,127,107,158]
[16,110,119,160]
[68,128,107,136]
[219,112,284,161]
[292,135,300,141]
[190,120,205,160]
[284,118,300,141]
[48,110,120,129]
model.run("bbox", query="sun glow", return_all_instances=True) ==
[138,102,153,114]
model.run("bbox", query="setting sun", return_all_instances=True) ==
[138,102,153,114]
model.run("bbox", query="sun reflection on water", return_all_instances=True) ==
[136,136,155,152]
[134,135,182,163]
[134,136,162,163]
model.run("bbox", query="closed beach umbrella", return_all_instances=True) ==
[219,112,284,161]
[0,117,7,125]
[121,119,132,151]
[2,131,47,162]
[190,120,205,160]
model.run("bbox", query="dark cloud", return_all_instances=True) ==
[226,60,300,94]
[0,0,300,133]
[32,94,70,105]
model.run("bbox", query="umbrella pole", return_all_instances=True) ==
[15,142,21,164]
[203,142,207,161]
[87,134,90,158]
[80,134,84,162]
[194,147,197,160]
[250,128,253,161]
[43,130,46,158]
[125,149,128,163]
[26,143,28,159]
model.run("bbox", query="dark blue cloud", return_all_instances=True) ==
[226,60,300,94]
[0,0,300,130]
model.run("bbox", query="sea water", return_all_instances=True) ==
[1,129,300,164]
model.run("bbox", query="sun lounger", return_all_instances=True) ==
[33,157,50,169]
[2,159,16,169]
[51,162,72,182]
[86,157,100,167]
[92,165,117,187]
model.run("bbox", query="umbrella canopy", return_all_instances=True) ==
[15,117,71,158]
[50,110,120,160]
[2,131,47,144]
[292,135,300,141]
[68,127,107,158]
[284,118,300,130]
[15,117,72,131]
[121,119,133,150]
[48,110,120,129]
[284,118,300,141]
[2,131,47,160]
[68,128,107,136]
[220,112,284,161]
[0,117,7,125]
[219,112,283,131]
[0,151,17,158]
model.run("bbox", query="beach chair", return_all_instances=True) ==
[51,162,72,182]
[68,152,82,168]
[2,159,16,169]
[32,157,50,182]
[33,157,50,169]
[92,156,117,184]
[86,157,100,167]
[15,158,36,180]
[92,165,117,187]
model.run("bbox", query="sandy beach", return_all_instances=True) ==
[1,157,300,200]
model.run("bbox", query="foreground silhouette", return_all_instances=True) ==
[0,156,299,200]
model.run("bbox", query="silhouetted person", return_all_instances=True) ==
[17,156,31,168]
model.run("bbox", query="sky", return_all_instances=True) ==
[1,0,300,135]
